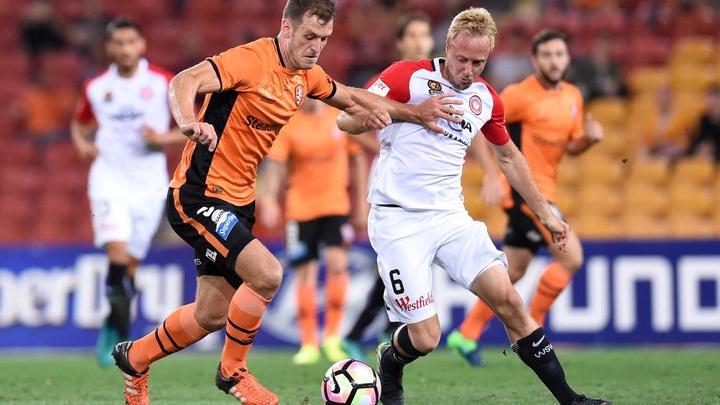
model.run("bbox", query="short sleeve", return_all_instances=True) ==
[368,61,423,103]
[306,65,336,99]
[500,84,526,124]
[207,45,264,92]
[570,88,584,141]
[74,81,94,123]
[482,87,511,146]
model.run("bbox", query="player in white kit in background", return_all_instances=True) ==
[338,7,612,405]
[70,17,186,367]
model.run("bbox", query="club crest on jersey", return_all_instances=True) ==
[470,95,482,115]
[427,80,443,96]
[295,84,304,106]
[104,92,112,102]
[140,86,153,100]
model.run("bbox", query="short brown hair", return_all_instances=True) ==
[531,29,569,55]
[283,0,336,25]
[396,11,432,40]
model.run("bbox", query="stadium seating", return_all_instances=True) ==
[572,213,621,239]
[671,157,716,185]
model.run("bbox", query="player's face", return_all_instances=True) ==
[443,32,491,90]
[283,12,334,70]
[532,38,570,86]
[396,20,434,61]
[106,27,145,71]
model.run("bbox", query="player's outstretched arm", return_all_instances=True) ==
[327,83,463,134]
[168,61,222,151]
[489,140,569,250]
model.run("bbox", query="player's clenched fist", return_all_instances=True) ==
[181,122,218,152]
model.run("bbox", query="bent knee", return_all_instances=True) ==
[491,289,526,320]
[194,308,227,331]
[406,327,441,354]
[246,257,283,297]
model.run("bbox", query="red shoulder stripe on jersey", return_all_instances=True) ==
[378,60,432,103]
[148,63,175,84]
[481,83,511,146]
[73,69,108,123]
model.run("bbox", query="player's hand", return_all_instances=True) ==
[585,113,603,142]
[142,124,163,146]
[181,121,218,152]
[258,198,282,230]
[480,173,505,206]
[415,93,464,134]
[350,204,369,232]
[364,108,392,130]
[541,215,570,252]
[75,140,99,162]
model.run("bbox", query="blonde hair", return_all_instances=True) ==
[446,7,497,50]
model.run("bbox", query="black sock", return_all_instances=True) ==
[347,277,387,341]
[106,263,134,338]
[512,328,579,405]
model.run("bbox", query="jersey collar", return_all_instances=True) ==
[109,58,149,79]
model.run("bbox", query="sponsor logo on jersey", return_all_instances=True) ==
[295,84,304,106]
[216,211,239,240]
[368,79,390,97]
[246,115,283,134]
[110,106,144,121]
[470,95,482,115]
[394,292,434,312]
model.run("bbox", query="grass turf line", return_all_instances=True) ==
[0,347,719,405]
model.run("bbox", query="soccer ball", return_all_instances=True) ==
[321,358,382,405]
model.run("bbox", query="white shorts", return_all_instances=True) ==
[367,205,507,324]
[90,194,166,260]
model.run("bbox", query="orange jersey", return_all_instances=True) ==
[501,75,584,205]
[170,38,337,205]
[266,105,361,221]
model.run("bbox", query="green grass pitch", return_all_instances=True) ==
[1,346,719,404]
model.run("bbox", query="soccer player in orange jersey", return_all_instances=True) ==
[109,1,464,404]
[447,29,604,367]
[258,98,367,365]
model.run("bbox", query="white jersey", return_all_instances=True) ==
[75,58,174,199]
[367,58,509,210]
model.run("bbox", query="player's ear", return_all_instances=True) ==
[280,18,293,38]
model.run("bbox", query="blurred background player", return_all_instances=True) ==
[340,11,435,362]
[258,97,368,365]
[447,29,604,367]
[70,16,185,367]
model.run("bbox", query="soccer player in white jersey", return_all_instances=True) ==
[70,17,186,367]
[338,8,612,405]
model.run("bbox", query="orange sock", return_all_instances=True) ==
[129,303,209,372]
[529,262,573,326]
[220,284,270,376]
[323,271,349,338]
[459,299,496,341]
[297,283,318,347]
